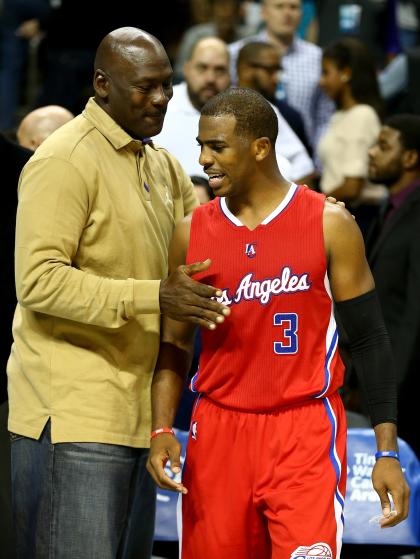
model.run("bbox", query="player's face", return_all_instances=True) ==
[262,0,302,39]
[368,126,405,186]
[197,115,254,198]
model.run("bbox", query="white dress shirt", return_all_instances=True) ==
[153,82,313,182]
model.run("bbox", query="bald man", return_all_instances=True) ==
[8,27,229,559]
[17,105,74,150]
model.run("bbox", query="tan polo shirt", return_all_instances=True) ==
[7,98,198,447]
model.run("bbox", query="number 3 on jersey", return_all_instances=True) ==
[273,313,298,354]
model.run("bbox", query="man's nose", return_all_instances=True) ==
[199,146,213,167]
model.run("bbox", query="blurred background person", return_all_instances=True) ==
[366,114,420,459]
[229,0,334,160]
[174,0,256,83]
[0,0,48,130]
[0,131,32,559]
[236,41,315,183]
[17,104,74,150]
[236,40,312,155]
[318,37,385,232]
[190,174,215,204]
[153,37,231,177]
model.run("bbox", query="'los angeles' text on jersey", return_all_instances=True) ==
[186,183,344,412]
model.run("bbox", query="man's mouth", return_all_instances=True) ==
[207,173,225,189]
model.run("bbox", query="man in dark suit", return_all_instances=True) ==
[367,114,420,459]
[0,132,32,559]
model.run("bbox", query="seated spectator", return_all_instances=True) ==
[174,0,256,82]
[318,38,385,208]
[17,105,74,150]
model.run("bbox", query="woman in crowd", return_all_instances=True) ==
[318,37,384,207]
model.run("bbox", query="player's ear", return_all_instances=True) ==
[252,137,271,162]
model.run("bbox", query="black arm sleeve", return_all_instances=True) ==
[335,289,397,427]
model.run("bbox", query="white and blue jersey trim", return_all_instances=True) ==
[219,182,299,227]
[323,397,345,558]
[314,274,338,398]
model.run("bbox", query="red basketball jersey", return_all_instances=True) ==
[186,183,345,411]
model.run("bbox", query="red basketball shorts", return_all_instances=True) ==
[179,392,347,559]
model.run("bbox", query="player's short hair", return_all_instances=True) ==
[200,87,278,144]
[385,114,420,159]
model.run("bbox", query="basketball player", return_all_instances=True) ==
[147,88,409,558]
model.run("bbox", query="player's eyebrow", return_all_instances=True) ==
[196,136,227,146]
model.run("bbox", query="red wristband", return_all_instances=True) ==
[150,427,175,440]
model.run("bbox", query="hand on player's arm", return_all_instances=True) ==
[324,203,409,527]
[159,217,230,329]
[372,423,410,528]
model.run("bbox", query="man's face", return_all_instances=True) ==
[243,49,282,99]
[184,47,230,111]
[96,45,173,139]
[368,127,405,186]
[262,0,302,39]
[197,114,254,198]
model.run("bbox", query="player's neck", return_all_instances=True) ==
[226,179,291,230]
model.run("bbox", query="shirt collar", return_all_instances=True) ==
[258,29,298,55]
[82,97,158,153]
[389,178,420,210]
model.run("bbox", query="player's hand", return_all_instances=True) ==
[159,258,230,329]
[371,458,410,527]
[147,434,188,494]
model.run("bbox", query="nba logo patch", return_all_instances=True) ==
[290,542,332,558]
[191,421,198,440]
[245,243,257,258]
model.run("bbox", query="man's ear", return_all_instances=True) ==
[403,148,419,170]
[237,62,252,86]
[93,69,110,99]
[252,137,271,162]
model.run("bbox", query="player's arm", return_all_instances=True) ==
[324,202,410,528]
[147,216,226,493]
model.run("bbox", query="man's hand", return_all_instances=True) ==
[147,434,188,494]
[326,195,345,209]
[372,458,410,527]
[325,195,356,219]
[160,258,230,329]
